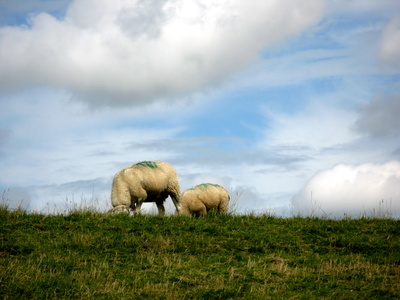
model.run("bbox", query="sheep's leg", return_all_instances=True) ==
[218,200,229,215]
[134,201,143,214]
[132,188,147,215]
[156,201,165,216]
[198,204,207,216]
[219,204,228,214]
[169,193,180,214]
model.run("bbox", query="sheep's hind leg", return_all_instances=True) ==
[218,201,229,215]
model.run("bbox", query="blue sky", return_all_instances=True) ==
[1,0,400,217]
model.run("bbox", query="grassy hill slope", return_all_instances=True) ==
[1,207,399,299]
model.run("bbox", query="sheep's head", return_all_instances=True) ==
[109,205,133,215]
[174,204,184,216]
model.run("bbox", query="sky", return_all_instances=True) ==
[0,0,400,218]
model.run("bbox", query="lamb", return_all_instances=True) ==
[109,161,180,216]
[179,183,230,216]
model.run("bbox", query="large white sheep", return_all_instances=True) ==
[110,161,180,215]
[179,183,230,216]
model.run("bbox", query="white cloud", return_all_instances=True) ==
[292,161,400,218]
[2,0,399,218]
[262,101,359,151]
[0,90,183,187]
[379,13,400,70]
[255,96,399,216]
[0,0,325,106]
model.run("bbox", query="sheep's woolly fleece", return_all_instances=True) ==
[110,161,180,215]
[180,183,230,216]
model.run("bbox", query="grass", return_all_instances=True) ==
[1,205,399,299]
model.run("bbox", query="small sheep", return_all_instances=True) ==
[179,183,230,216]
[110,161,180,215]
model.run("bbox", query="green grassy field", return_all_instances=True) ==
[1,206,399,299]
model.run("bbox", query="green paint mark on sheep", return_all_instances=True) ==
[136,161,158,169]
[197,183,221,190]
[187,183,221,192]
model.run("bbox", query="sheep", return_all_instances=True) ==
[109,160,180,216]
[179,183,230,216]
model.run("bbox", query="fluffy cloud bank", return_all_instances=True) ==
[292,161,400,218]
[0,0,324,106]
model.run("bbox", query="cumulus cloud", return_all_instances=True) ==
[379,13,400,69]
[0,0,325,106]
[292,161,400,218]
